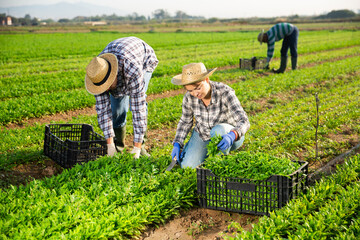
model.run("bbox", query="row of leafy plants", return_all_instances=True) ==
[0,144,311,239]
[134,55,360,137]
[0,153,196,239]
[1,44,358,125]
[1,55,359,171]
[2,30,358,64]
[1,120,356,239]
[243,72,360,160]
[2,36,358,89]
[1,31,359,98]
[0,137,357,239]
[2,32,359,85]
[225,154,360,239]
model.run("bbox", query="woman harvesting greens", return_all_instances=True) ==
[170,62,250,169]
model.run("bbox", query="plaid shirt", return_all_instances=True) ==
[94,37,158,143]
[173,81,250,146]
[266,23,294,62]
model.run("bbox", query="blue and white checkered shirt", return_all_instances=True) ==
[173,81,250,146]
[94,37,158,143]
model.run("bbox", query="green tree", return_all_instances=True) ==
[58,18,70,23]
[152,9,170,20]
[317,9,357,19]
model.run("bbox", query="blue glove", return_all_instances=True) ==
[217,131,236,151]
[171,142,181,161]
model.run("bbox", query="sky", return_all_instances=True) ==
[0,0,359,19]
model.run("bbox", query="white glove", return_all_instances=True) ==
[131,146,141,159]
[107,143,116,157]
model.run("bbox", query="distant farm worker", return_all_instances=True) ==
[85,37,159,158]
[170,62,250,168]
[257,22,299,73]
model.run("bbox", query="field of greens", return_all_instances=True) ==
[1,24,359,238]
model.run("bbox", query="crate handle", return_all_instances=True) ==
[226,182,256,192]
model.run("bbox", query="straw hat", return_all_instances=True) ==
[171,63,217,86]
[257,29,265,44]
[85,53,118,95]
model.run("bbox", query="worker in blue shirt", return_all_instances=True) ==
[258,22,299,73]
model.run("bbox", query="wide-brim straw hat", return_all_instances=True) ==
[85,53,118,95]
[171,62,217,86]
[257,29,265,44]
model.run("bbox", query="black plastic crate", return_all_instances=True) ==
[239,57,267,70]
[197,161,308,216]
[44,124,107,168]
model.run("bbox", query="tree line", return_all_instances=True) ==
[0,9,205,26]
[1,9,358,26]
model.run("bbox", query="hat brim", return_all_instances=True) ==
[85,53,118,95]
[171,68,217,86]
[258,29,264,45]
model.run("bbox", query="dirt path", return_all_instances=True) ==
[138,208,259,240]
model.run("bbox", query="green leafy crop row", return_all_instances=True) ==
[228,154,360,240]
[244,73,360,161]
[1,56,359,170]
[2,31,358,64]
[1,31,359,125]
[0,153,197,239]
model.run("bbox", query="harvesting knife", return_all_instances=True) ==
[165,157,178,171]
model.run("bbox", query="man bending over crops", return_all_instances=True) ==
[170,63,250,168]
[257,22,299,73]
[85,37,159,158]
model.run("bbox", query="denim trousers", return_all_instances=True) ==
[281,26,299,58]
[180,123,245,169]
[110,71,152,128]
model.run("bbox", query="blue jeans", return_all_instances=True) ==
[180,123,245,169]
[110,71,152,128]
[281,26,299,58]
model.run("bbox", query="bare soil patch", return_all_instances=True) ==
[138,208,259,240]
[0,159,63,188]
[5,107,97,130]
